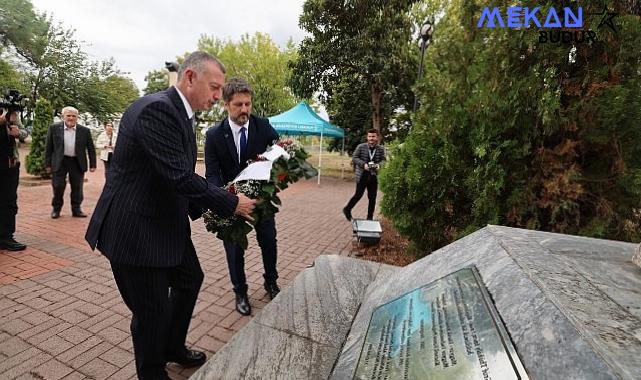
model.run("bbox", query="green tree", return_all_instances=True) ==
[143,68,169,95]
[1,2,138,117]
[26,20,90,114]
[0,0,48,63]
[80,59,139,121]
[198,32,298,122]
[142,33,298,129]
[380,0,641,254]
[0,58,27,93]
[290,0,418,142]
[25,97,53,176]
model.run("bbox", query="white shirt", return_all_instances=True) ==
[63,124,76,157]
[228,117,249,163]
[174,86,194,122]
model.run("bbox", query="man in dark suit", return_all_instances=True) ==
[205,77,280,316]
[45,106,97,218]
[85,52,256,380]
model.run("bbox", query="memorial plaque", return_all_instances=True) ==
[354,267,527,380]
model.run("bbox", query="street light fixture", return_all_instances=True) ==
[413,19,434,114]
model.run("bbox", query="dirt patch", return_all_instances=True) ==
[351,217,417,267]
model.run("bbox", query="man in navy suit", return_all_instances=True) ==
[205,77,280,316]
[85,52,255,380]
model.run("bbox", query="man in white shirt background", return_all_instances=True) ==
[44,106,97,219]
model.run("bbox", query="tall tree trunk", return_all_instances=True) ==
[371,80,382,133]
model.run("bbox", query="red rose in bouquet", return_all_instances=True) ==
[203,139,317,249]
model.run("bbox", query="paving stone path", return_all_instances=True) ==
[1,159,376,380]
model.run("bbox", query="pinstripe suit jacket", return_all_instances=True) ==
[85,87,238,267]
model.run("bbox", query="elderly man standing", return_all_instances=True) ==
[45,106,96,218]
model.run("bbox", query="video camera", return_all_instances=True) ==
[368,161,380,175]
[0,89,27,116]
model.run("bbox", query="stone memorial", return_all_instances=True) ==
[191,225,641,380]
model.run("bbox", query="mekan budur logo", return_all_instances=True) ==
[476,5,619,44]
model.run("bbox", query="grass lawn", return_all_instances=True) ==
[306,149,354,180]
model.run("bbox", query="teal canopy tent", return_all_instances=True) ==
[269,102,345,184]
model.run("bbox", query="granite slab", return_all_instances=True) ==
[332,227,623,379]
[192,226,641,380]
[190,255,397,380]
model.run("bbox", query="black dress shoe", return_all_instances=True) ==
[166,347,206,368]
[235,293,251,316]
[264,282,280,300]
[342,207,352,221]
[51,210,60,219]
[72,210,87,218]
[0,238,26,251]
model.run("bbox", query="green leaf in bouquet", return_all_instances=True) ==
[262,183,276,195]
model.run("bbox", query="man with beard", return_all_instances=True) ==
[343,129,386,221]
[204,77,280,316]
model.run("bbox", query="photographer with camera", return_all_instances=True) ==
[343,129,386,221]
[0,91,28,251]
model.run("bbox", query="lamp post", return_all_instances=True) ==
[412,19,434,113]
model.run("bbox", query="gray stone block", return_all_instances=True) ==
[192,226,641,380]
[191,255,388,380]
[189,322,339,380]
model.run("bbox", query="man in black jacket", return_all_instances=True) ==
[343,129,386,221]
[205,77,280,316]
[0,108,27,251]
[45,106,97,218]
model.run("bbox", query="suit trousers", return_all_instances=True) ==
[110,241,204,380]
[52,156,84,211]
[223,217,278,295]
[0,164,19,239]
[345,172,378,220]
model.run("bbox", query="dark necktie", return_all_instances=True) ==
[239,127,247,164]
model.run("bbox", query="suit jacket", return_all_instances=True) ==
[204,115,279,187]
[45,122,97,172]
[352,143,385,182]
[85,86,239,267]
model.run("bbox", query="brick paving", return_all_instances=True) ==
[0,157,377,380]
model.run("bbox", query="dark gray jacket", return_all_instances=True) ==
[352,143,385,182]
